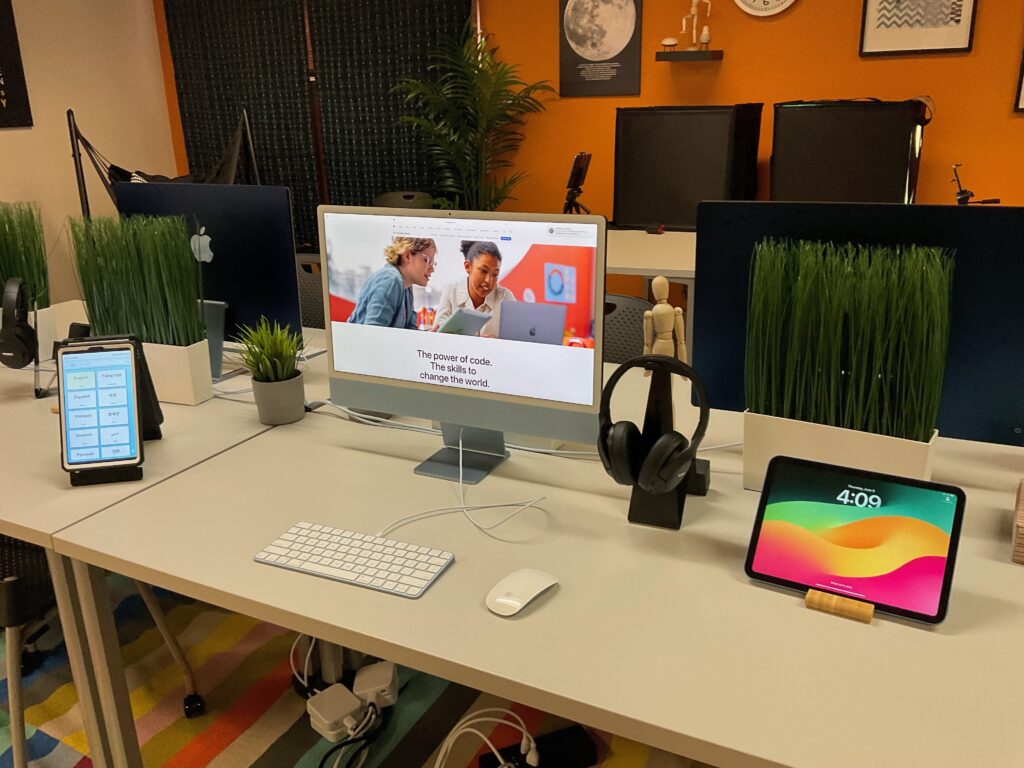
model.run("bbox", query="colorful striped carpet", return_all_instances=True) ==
[0,576,710,767]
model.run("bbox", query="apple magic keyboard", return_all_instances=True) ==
[254,521,454,598]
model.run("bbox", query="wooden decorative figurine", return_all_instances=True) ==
[681,0,712,50]
[643,275,688,368]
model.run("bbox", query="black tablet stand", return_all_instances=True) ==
[58,335,163,487]
[628,365,710,530]
[70,465,143,487]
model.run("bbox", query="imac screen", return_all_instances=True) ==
[323,211,600,406]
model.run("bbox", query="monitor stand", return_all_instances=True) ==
[414,423,509,485]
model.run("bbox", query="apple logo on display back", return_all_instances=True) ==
[529,326,537,337]
[190,226,214,263]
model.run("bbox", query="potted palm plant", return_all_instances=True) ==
[235,317,305,426]
[71,215,212,405]
[743,238,953,491]
[393,23,553,211]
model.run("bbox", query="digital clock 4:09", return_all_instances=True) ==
[836,489,881,508]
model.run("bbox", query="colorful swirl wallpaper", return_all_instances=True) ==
[751,463,959,617]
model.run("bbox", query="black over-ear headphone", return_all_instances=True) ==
[0,277,37,370]
[598,355,710,495]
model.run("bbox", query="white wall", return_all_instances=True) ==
[0,0,174,302]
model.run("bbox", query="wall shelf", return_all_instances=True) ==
[655,50,724,62]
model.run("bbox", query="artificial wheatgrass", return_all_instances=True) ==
[745,238,953,443]
[234,317,303,383]
[0,202,49,308]
[70,216,204,347]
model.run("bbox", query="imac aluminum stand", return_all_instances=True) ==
[414,423,509,484]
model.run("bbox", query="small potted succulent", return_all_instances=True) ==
[235,317,305,425]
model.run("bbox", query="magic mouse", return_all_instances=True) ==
[485,568,559,616]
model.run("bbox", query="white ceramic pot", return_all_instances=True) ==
[743,411,937,492]
[32,300,88,360]
[142,340,213,406]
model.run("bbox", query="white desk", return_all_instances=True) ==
[52,366,1024,768]
[0,368,272,768]
[606,229,697,355]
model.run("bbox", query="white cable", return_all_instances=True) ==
[451,707,528,733]
[434,710,536,767]
[213,391,255,402]
[376,499,545,539]
[445,715,534,754]
[506,443,600,459]
[213,384,254,396]
[310,400,441,437]
[311,400,600,459]
[330,706,377,768]
[302,637,317,687]
[698,441,743,452]
[455,429,544,541]
[289,634,304,685]
[433,727,506,768]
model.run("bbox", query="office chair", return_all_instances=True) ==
[1,547,204,768]
[295,257,325,329]
[0,536,55,768]
[603,294,653,364]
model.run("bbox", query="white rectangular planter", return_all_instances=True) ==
[32,300,88,360]
[743,411,937,492]
[143,340,213,406]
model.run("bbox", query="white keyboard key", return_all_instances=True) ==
[255,522,454,598]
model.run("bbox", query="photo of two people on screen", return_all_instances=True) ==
[330,235,595,348]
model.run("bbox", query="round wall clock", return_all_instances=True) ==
[734,0,797,17]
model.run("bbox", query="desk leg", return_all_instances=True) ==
[46,551,114,768]
[71,559,144,768]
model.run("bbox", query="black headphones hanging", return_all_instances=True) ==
[598,355,710,495]
[0,277,38,370]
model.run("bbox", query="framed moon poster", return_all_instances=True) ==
[0,0,32,128]
[560,0,641,97]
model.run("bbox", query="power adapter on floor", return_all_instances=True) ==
[306,684,365,743]
[353,661,398,709]
[478,724,599,768]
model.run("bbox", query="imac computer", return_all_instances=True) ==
[318,206,606,482]
[114,182,302,339]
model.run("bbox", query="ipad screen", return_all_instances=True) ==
[745,457,965,623]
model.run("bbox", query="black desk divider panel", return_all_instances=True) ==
[692,201,1024,447]
[770,99,928,204]
[613,104,762,231]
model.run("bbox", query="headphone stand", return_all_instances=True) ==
[627,366,710,530]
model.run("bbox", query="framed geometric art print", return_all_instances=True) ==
[860,0,977,56]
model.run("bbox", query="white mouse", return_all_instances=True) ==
[485,568,559,616]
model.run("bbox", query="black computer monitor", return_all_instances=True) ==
[613,104,762,231]
[113,183,301,339]
[770,100,927,204]
[692,201,1024,447]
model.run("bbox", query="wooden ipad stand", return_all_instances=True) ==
[805,590,875,624]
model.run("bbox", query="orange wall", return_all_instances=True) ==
[481,0,1024,217]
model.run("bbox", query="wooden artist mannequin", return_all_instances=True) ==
[643,276,688,369]
[681,0,711,49]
